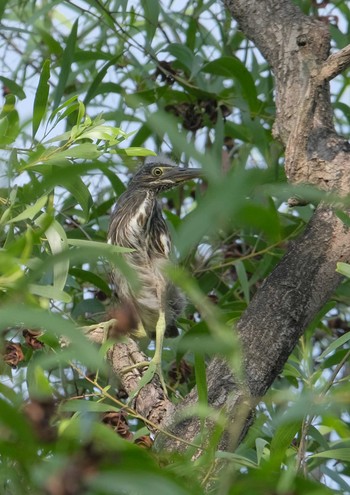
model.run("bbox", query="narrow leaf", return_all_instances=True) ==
[235,260,250,304]
[0,76,26,100]
[202,56,259,113]
[67,238,133,253]
[60,400,120,413]
[336,261,350,278]
[318,331,350,360]
[194,353,208,405]
[84,54,123,105]
[33,59,50,138]
[310,448,350,462]
[53,19,78,109]
[141,0,159,47]
[69,268,111,295]
[48,95,78,124]
[270,421,300,467]
[29,284,71,302]
[123,147,156,157]
[7,196,48,224]
[167,43,194,72]
[45,220,69,291]
[61,175,92,222]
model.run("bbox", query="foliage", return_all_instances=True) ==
[0,0,350,494]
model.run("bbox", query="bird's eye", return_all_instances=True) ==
[152,167,163,177]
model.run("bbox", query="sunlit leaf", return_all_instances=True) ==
[123,147,156,157]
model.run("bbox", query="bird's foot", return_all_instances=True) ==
[122,359,168,403]
[81,319,118,345]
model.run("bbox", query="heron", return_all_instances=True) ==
[107,157,201,394]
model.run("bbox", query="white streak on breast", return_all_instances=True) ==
[159,233,170,257]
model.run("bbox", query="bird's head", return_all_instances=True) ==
[129,157,202,192]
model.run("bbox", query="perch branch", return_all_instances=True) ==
[319,44,350,82]
[82,321,175,431]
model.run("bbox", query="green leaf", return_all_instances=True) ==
[29,283,71,302]
[194,353,208,405]
[67,238,133,253]
[216,450,259,469]
[0,76,26,100]
[318,331,350,360]
[0,116,9,142]
[43,219,69,291]
[0,0,9,20]
[123,147,157,157]
[309,448,350,462]
[270,421,300,467]
[7,196,48,224]
[202,56,259,113]
[235,260,250,304]
[335,209,350,227]
[337,261,350,278]
[0,94,20,144]
[83,54,123,105]
[44,143,101,162]
[60,399,120,413]
[59,175,93,222]
[0,304,105,371]
[48,95,79,124]
[141,0,160,47]
[53,19,78,109]
[32,59,50,138]
[35,27,63,56]
[167,43,195,73]
[69,268,111,295]
[26,364,53,399]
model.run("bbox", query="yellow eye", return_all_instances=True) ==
[152,167,163,177]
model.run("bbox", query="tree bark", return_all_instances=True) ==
[154,0,350,453]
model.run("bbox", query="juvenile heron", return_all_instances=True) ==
[108,157,201,391]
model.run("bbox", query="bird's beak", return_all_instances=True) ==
[168,167,203,184]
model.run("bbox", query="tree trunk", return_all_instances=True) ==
[154,0,350,453]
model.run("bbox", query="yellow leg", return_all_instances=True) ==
[125,310,167,402]
[153,309,166,367]
[81,318,118,345]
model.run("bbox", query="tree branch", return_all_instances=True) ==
[83,323,175,430]
[319,44,350,81]
[154,0,350,453]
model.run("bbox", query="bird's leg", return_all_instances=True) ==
[81,319,118,345]
[124,309,168,402]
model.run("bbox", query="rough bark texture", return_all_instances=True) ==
[86,0,350,457]
[83,324,175,430]
[153,0,350,453]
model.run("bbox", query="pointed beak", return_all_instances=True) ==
[166,167,203,184]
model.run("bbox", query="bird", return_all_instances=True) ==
[107,156,201,394]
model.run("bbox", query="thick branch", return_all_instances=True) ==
[224,0,332,143]
[83,324,175,430]
[156,206,350,452]
[84,1,350,457]
[155,1,350,453]
[319,44,350,81]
